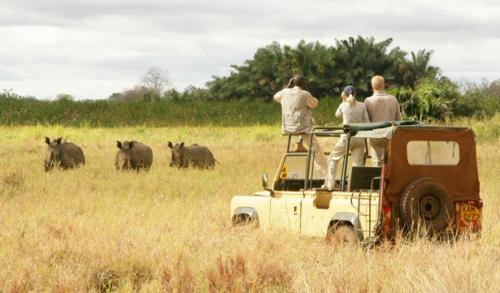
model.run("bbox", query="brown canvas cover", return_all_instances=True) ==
[384,127,480,203]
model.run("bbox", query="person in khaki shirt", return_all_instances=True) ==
[274,75,327,177]
[364,75,401,166]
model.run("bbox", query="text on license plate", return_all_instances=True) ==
[460,204,481,222]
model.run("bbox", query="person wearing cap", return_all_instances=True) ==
[323,86,369,190]
[364,75,401,166]
[274,75,328,177]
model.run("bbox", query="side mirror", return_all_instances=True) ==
[261,173,274,196]
[261,173,269,189]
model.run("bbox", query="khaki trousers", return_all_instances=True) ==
[324,135,365,189]
[369,138,388,167]
[301,135,327,178]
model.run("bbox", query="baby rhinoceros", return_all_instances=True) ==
[168,142,216,169]
[44,137,85,172]
[115,140,153,171]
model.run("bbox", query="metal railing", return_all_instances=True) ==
[349,176,381,240]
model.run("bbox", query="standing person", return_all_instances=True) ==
[364,75,401,166]
[323,86,369,190]
[273,75,327,177]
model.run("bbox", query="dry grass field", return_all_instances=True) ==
[0,122,499,292]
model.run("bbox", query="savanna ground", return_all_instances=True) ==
[0,119,499,292]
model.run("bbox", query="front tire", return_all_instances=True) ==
[232,214,258,227]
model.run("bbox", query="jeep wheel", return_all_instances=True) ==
[326,224,358,245]
[400,178,454,235]
[232,214,258,227]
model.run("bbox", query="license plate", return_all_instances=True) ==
[459,203,481,223]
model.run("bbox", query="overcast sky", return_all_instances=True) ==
[1,0,499,99]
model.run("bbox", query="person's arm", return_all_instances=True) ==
[362,105,370,123]
[305,92,319,109]
[393,97,401,120]
[335,104,343,118]
[335,94,346,118]
[364,100,373,122]
[273,90,283,103]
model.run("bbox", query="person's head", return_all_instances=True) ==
[342,85,357,106]
[287,75,306,88]
[371,75,385,92]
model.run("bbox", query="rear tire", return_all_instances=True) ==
[326,224,358,246]
[400,177,454,235]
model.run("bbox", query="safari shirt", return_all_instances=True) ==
[364,92,401,122]
[274,86,318,134]
[335,101,370,124]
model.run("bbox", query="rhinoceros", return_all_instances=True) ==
[168,142,216,169]
[44,137,85,171]
[115,140,153,171]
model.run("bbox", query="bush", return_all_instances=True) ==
[0,93,343,127]
[394,77,464,121]
[454,80,500,118]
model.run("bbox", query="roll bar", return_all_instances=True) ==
[283,121,420,191]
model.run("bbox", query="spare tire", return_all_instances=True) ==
[400,178,454,234]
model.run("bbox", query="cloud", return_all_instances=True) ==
[0,70,21,81]
[0,0,499,99]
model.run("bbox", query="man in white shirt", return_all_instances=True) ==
[364,75,401,166]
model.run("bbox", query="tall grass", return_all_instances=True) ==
[0,97,341,127]
[454,114,500,143]
[0,122,498,291]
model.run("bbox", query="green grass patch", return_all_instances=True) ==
[0,97,342,127]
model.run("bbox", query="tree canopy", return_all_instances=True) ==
[104,36,497,120]
[205,36,439,100]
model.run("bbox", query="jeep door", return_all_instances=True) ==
[269,192,302,233]
[270,154,309,233]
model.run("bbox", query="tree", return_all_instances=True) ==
[395,77,458,121]
[454,79,500,117]
[333,36,407,96]
[108,86,153,102]
[56,93,75,101]
[140,66,170,98]
[398,50,439,89]
[203,37,442,101]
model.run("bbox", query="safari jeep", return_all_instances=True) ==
[231,121,482,244]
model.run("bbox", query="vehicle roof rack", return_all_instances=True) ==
[343,120,421,136]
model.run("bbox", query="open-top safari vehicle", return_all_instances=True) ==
[231,121,482,244]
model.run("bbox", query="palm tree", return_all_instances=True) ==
[401,50,440,88]
[333,36,406,97]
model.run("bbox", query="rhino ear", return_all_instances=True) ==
[129,141,135,148]
[45,137,51,145]
[180,142,184,148]
[117,141,122,149]
[168,141,173,148]
[56,138,62,145]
